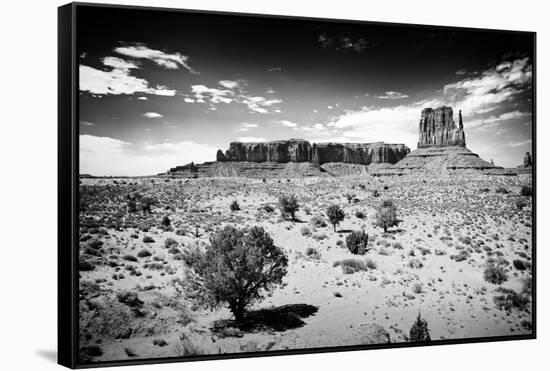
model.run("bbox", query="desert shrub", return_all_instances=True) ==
[451,250,470,262]
[262,204,275,213]
[326,205,345,232]
[412,283,423,294]
[312,233,328,241]
[495,187,509,194]
[123,254,138,262]
[124,347,137,357]
[346,230,369,255]
[116,290,143,308]
[127,199,137,213]
[79,259,95,271]
[493,288,530,312]
[186,225,288,321]
[84,247,102,257]
[182,246,203,267]
[375,199,399,233]
[88,240,103,250]
[372,190,380,197]
[310,215,327,228]
[161,215,171,226]
[365,258,377,269]
[483,261,508,285]
[521,277,532,295]
[153,339,168,347]
[139,196,158,213]
[278,194,299,221]
[515,199,527,210]
[479,187,490,193]
[175,337,202,356]
[164,237,178,248]
[345,193,356,204]
[300,226,311,236]
[513,259,527,271]
[305,247,321,260]
[409,312,431,342]
[355,210,365,219]
[230,200,241,212]
[407,258,423,269]
[143,236,155,243]
[334,259,367,274]
[137,249,152,258]
[520,185,532,197]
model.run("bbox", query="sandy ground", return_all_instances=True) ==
[77,172,533,362]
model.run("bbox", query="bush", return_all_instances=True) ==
[186,226,288,321]
[493,288,530,312]
[164,237,178,248]
[365,258,377,269]
[262,204,275,213]
[375,199,399,233]
[346,230,369,255]
[334,259,367,274]
[116,290,143,307]
[79,259,95,271]
[372,190,380,197]
[278,194,299,221]
[483,261,508,284]
[300,226,311,236]
[137,249,152,258]
[355,210,365,219]
[79,345,103,362]
[409,312,431,342]
[139,196,158,213]
[305,247,321,260]
[310,215,327,228]
[495,187,509,194]
[123,254,138,262]
[520,185,532,197]
[513,259,527,271]
[326,205,345,232]
[344,193,356,204]
[143,236,155,243]
[515,199,527,210]
[127,199,137,213]
[230,200,240,211]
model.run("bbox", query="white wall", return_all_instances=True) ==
[0,0,546,370]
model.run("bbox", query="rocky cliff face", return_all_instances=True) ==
[218,139,409,165]
[418,106,466,148]
[518,152,533,168]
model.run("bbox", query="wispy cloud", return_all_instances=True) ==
[80,121,95,126]
[80,57,177,96]
[506,139,532,147]
[143,112,163,118]
[114,43,198,73]
[268,67,282,72]
[279,120,298,128]
[236,137,266,142]
[237,122,259,131]
[375,91,409,100]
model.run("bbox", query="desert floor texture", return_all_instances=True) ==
[78,173,533,362]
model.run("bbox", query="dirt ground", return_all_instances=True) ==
[77,172,533,362]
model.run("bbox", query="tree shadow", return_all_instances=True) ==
[211,303,319,335]
[338,229,353,233]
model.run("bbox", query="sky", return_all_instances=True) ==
[77,5,534,176]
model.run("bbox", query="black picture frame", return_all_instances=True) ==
[58,2,536,368]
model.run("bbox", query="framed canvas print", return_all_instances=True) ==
[58,2,536,368]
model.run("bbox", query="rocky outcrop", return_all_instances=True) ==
[312,142,409,165]
[418,107,466,148]
[518,152,532,168]
[219,139,409,165]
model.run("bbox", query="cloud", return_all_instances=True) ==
[80,135,216,176]
[114,44,197,73]
[79,57,177,96]
[184,98,195,103]
[376,91,409,100]
[190,81,282,114]
[238,122,259,131]
[80,121,95,126]
[455,69,467,75]
[143,112,163,118]
[506,139,532,147]
[466,110,531,129]
[236,137,266,142]
[219,80,240,89]
[279,120,297,128]
[268,67,282,72]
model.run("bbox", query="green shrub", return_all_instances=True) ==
[355,210,365,219]
[375,199,399,233]
[137,249,152,258]
[186,226,288,321]
[483,261,508,284]
[143,236,155,243]
[326,205,345,231]
[278,194,299,221]
[310,215,327,228]
[305,247,321,260]
[334,258,367,274]
[345,230,369,255]
[164,237,178,248]
[493,288,530,312]
[409,312,431,342]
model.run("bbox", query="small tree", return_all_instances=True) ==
[375,199,398,233]
[186,226,288,322]
[409,312,431,342]
[278,194,299,221]
[344,193,356,204]
[346,230,369,255]
[326,205,345,232]
[161,215,171,226]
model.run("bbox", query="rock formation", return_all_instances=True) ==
[418,107,466,148]
[375,107,497,175]
[217,139,409,166]
[518,152,533,168]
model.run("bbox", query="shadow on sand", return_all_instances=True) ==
[212,303,319,334]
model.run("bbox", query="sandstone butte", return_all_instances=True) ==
[164,106,527,178]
